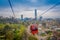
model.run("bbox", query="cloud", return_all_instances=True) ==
[0,1,60,18]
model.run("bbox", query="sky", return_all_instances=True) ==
[0,0,60,18]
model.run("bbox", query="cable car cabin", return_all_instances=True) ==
[30,24,38,35]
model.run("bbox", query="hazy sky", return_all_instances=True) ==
[0,0,60,18]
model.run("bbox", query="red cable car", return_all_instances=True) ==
[30,24,38,35]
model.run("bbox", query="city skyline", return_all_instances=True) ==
[0,0,60,18]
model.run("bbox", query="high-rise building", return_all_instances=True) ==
[35,9,37,20]
[21,15,23,21]
[39,16,43,21]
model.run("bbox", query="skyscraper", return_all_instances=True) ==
[35,9,37,20]
[39,16,43,21]
[21,15,23,21]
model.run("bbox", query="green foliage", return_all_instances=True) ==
[10,24,20,29]
[19,24,26,36]
[14,24,26,40]
[0,24,5,30]
[0,24,39,40]
[46,31,52,35]
[57,30,60,32]
[28,35,38,40]
[6,31,14,40]
[47,37,51,40]
[40,33,46,36]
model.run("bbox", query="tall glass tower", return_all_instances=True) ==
[35,9,37,20]
[21,15,23,20]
